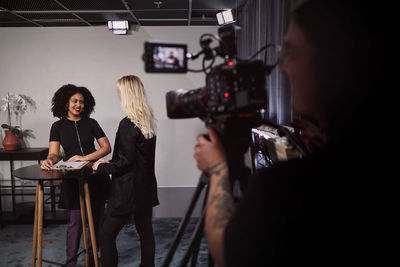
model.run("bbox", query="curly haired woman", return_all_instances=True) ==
[41,84,111,266]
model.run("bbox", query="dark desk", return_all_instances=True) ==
[13,164,99,267]
[0,148,49,225]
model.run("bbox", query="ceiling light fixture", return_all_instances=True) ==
[216,9,235,25]
[154,1,163,8]
[108,20,129,35]
[216,12,224,25]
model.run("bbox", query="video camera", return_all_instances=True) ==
[143,25,281,183]
[143,25,276,134]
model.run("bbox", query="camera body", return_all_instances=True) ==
[166,59,267,120]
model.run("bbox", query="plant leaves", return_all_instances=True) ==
[13,128,21,135]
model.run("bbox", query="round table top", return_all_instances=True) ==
[12,164,97,181]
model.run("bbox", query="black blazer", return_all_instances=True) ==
[97,117,159,215]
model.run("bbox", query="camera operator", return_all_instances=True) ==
[194,0,384,266]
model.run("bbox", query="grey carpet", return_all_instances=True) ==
[0,218,209,267]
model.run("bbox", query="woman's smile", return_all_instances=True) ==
[73,106,81,113]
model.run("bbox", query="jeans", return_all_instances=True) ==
[99,208,155,267]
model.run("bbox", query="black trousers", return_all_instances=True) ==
[99,208,155,267]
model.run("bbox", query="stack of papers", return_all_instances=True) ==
[51,160,88,170]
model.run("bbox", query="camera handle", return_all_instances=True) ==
[162,172,214,267]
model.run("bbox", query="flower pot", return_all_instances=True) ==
[2,130,19,151]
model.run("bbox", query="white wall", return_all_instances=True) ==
[0,26,218,193]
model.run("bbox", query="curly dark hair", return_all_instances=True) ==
[51,84,96,118]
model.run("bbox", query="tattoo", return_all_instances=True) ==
[208,169,236,228]
[217,173,231,192]
[209,192,235,228]
[206,161,227,176]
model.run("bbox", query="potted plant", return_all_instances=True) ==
[1,92,36,151]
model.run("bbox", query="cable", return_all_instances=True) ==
[187,65,213,73]
[187,58,215,73]
[200,33,232,56]
[187,68,206,73]
[199,33,223,47]
[248,44,276,61]
[268,45,282,67]
[202,54,216,75]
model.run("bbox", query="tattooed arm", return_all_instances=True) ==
[205,161,235,267]
[194,127,234,267]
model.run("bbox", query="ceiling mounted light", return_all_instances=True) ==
[222,10,234,24]
[108,20,129,35]
[216,12,224,25]
[154,1,163,8]
[216,10,235,25]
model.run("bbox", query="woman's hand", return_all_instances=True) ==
[41,159,53,170]
[92,158,109,171]
[67,155,86,162]
[194,127,226,171]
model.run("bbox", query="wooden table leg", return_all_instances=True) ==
[37,181,44,267]
[31,181,39,267]
[79,179,89,267]
[83,180,99,267]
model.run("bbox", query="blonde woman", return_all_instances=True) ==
[93,75,159,267]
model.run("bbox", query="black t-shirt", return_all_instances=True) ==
[49,117,108,209]
[224,148,361,266]
[49,117,106,159]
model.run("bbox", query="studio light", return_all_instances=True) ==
[216,10,235,25]
[222,10,234,24]
[216,12,224,25]
[108,20,129,35]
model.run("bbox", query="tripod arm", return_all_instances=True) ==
[162,172,209,267]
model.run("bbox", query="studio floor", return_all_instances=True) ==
[0,218,208,267]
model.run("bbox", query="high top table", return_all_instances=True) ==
[12,164,99,267]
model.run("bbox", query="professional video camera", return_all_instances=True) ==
[144,25,275,128]
[143,24,280,183]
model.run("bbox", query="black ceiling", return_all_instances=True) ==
[0,0,247,27]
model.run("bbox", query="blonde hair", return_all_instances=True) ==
[117,75,156,139]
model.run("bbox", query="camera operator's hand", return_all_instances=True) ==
[292,118,327,152]
[194,127,226,171]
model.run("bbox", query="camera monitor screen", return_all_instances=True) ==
[144,42,187,73]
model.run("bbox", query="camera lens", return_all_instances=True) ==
[166,88,206,119]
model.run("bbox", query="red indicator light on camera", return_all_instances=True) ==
[224,92,229,98]
[227,61,234,66]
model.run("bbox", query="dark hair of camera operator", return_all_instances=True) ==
[194,0,383,266]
